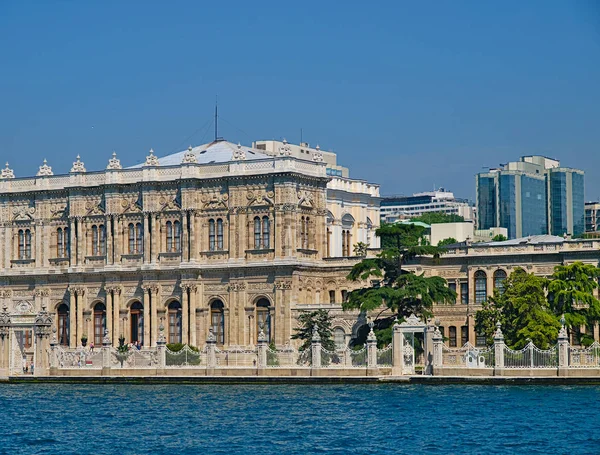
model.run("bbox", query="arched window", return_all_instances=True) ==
[18,229,32,260]
[57,227,69,258]
[475,271,487,304]
[216,218,223,250]
[166,221,173,251]
[494,270,507,294]
[262,216,270,249]
[168,301,182,344]
[128,223,143,254]
[91,224,106,256]
[211,300,225,345]
[256,298,271,343]
[300,216,310,249]
[254,216,261,249]
[342,230,351,257]
[209,219,215,251]
[130,301,144,344]
[57,303,69,346]
[334,328,346,350]
[449,326,457,347]
[93,302,106,346]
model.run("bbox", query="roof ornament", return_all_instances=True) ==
[107,151,122,170]
[312,150,324,162]
[232,143,246,161]
[278,141,292,157]
[36,159,53,176]
[70,155,86,173]
[1,162,14,179]
[181,145,197,164]
[315,144,320,151]
[144,148,160,167]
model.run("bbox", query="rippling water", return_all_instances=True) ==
[0,383,598,454]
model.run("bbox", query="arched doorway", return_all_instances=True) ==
[130,301,143,345]
[93,302,106,346]
[57,303,69,347]
[167,301,182,344]
[210,300,225,345]
[255,298,271,343]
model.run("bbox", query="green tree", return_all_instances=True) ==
[344,223,456,334]
[291,309,336,352]
[491,234,508,242]
[475,269,560,349]
[547,262,600,345]
[411,212,465,225]
[437,237,457,247]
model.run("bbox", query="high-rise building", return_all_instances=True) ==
[585,202,600,234]
[476,155,584,239]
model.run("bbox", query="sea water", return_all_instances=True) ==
[0,383,598,454]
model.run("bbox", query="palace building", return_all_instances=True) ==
[0,139,380,358]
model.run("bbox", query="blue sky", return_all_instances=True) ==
[1,1,599,200]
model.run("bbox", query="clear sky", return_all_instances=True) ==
[1,1,599,200]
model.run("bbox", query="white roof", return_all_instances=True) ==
[129,140,271,168]
[480,235,565,246]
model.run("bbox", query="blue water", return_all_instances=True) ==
[0,383,598,454]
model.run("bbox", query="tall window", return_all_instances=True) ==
[334,328,346,350]
[166,221,181,252]
[494,270,507,295]
[329,290,336,304]
[128,222,143,254]
[256,298,271,343]
[209,218,224,251]
[18,229,32,259]
[57,303,69,346]
[93,302,106,346]
[342,230,351,257]
[300,216,310,249]
[474,271,487,304]
[327,228,331,257]
[91,224,106,256]
[57,227,69,258]
[168,301,182,344]
[449,326,457,347]
[130,301,143,344]
[253,216,270,249]
[461,326,468,346]
[448,282,457,303]
[460,282,469,304]
[211,300,225,345]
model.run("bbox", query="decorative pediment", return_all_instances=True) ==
[84,196,105,215]
[50,201,68,219]
[232,143,246,161]
[107,152,122,170]
[13,301,34,315]
[158,190,180,211]
[201,192,229,210]
[70,155,86,173]
[12,203,35,221]
[247,190,275,207]
[144,149,160,167]
[37,159,53,176]
[297,190,314,208]
[120,193,143,213]
[1,162,14,179]
[182,146,197,164]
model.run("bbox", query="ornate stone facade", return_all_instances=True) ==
[0,140,374,350]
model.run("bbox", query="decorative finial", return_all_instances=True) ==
[70,155,86,173]
[312,326,321,342]
[558,314,568,339]
[312,151,324,162]
[181,146,197,164]
[232,143,246,161]
[315,144,320,151]
[207,328,216,342]
[144,148,160,167]
[278,142,292,157]
[282,138,288,145]
[36,159,53,176]
[493,321,503,340]
[107,151,122,170]
[0,162,14,179]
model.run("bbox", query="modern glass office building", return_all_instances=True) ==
[476,156,584,239]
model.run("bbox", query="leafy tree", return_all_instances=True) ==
[437,237,457,247]
[291,309,335,352]
[411,212,465,225]
[547,262,600,345]
[344,223,456,334]
[491,234,508,242]
[353,242,368,257]
[475,269,560,349]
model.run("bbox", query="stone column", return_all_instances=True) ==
[181,211,189,262]
[33,305,52,376]
[112,288,120,342]
[142,287,151,347]
[150,285,159,347]
[366,324,378,369]
[69,289,77,347]
[392,322,404,376]
[156,323,166,374]
[143,212,150,264]
[181,284,189,345]
[150,214,157,264]
[101,329,111,376]
[432,326,443,369]
[557,315,569,376]
[424,323,436,375]
[49,335,59,375]
[0,305,11,377]
[206,330,217,371]
[190,212,198,262]
[311,327,321,370]
[69,218,77,266]
[105,290,113,346]
[114,216,121,261]
[76,289,84,347]
[106,216,113,265]
[189,284,197,347]
[257,328,267,371]
[493,322,505,376]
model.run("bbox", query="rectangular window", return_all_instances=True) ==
[329,290,336,304]
[449,326,457,347]
[209,219,215,251]
[448,283,457,303]
[476,333,487,347]
[341,290,348,303]
[461,326,468,346]
[217,219,223,250]
[460,283,468,304]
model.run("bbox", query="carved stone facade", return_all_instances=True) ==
[0,140,374,349]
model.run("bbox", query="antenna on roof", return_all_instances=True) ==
[214,95,218,141]
[300,128,303,144]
